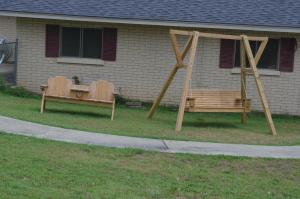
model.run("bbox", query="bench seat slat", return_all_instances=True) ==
[45,95,114,104]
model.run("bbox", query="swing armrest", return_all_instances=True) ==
[243,99,251,109]
[186,97,196,107]
[186,96,196,100]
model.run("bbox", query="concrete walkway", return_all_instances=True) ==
[0,115,300,159]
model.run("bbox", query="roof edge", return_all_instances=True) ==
[1,11,300,34]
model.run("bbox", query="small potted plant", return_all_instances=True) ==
[72,76,80,85]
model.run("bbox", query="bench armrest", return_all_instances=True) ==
[113,91,120,96]
[40,85,48,91]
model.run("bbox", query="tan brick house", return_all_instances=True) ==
[0,0,299,115]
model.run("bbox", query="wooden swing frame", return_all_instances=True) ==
[147,29,277,135]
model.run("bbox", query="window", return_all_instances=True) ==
[234,39,280,70]
[61,27,102,59]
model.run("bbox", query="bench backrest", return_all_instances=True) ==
[46,76,72,97]
[89,80,115,102]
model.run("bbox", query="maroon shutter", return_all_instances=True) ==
[102,28,117,61]
[219,39,235,69]
[279,38,296,72]
[45,24,60,57]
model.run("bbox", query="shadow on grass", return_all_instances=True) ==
[34,108,111,119]
[183,121,238,129]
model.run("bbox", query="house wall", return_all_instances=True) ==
[16,18,300,115]
[0,16,16,41]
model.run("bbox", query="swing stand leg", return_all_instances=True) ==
[175,32,199,132]
[241,111,247,124]
[242,35,277,135]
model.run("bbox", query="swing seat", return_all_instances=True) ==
[185,89,251,113]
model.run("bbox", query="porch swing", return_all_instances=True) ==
[147,29,277,135]
[185,82,251,113]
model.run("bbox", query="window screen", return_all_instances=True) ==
[61,27,80,57]
[82,28,102,58]
[234,39,280,70]
[60,27,102,59]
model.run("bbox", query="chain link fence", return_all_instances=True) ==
[0,40,18,85]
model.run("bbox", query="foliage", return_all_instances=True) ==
[0,92,300,145]
[3,86,38,98]
[72,75,80,85]
[0,75,38,98]
[0,74,6,90]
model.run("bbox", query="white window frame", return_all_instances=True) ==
[59,26,103,59]
[233,38,281,71]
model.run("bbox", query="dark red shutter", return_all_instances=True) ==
[219,39,235,69]
[102,28,117,61]
[279,38,296,72]
[45,24,60,57]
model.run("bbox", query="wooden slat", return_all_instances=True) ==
[71,85,89,92]
[242,68,253,73]
[170,33,184,67]
[185,88,251,113]
[181,35,194,60]
[240,39,247,124]
[89,80,115,102]
[170,29,194,36]
[189,94,241,97]
[190,90,241,93]
[193,102,243,105]
[169,29,268,41]
[147,34,194,119]
[45,95,114,104]
[176,31,199,131]
[186,108,251,113]
[45,96,113,108]
[198,32,267,41]
[242,36,277,135]
[47,76,72,97]
[189,101,246,106]
[255,38,268,64]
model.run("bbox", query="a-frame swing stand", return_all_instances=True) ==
[148,29,277,136]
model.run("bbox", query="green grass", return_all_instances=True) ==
[0,92,300,145]
[0,133,300,199]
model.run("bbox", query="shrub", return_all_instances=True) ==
[0,74,38,98]
[0,75,6,91]
[115,95,127,105]
[3,86,38,98]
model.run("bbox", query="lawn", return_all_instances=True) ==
[0,92,300,145]
[1,133,300,199]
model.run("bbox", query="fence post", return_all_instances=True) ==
[13,38,18,85]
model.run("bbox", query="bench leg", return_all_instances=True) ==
[111,100,115,120]
[43,99,47,112]
[40,94,46,113]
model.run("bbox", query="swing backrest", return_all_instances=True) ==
[186,89,250,112]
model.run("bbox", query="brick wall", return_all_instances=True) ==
[0,16,16,41]
[16,18,300,115]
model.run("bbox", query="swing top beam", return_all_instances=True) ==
[170,29,268,41]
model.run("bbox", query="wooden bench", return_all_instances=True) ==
[185,90,251,113]
[40,76,117,120]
